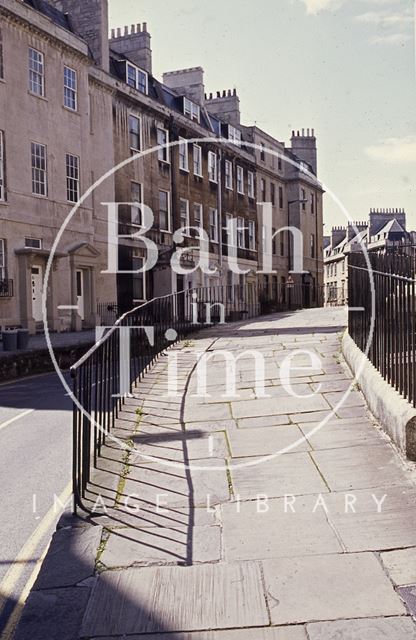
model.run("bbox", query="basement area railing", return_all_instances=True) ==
[71,283,322,514]
[348,250,416,407]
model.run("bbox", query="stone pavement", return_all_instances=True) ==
[15,308,416,639]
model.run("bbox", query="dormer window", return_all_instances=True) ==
[183,97,200,123]
[227,125,241,147]
[125,62,148,95]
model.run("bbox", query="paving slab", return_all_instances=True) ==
[81,562,269,636]
[263,553,406,625]
[398,586,416,617]
[101,524,222,567]
[132,430,229,462]
[307,617,416,640]
[93,627,307,639]
[230,453,329,499]
[14,587,91,640]
[237,415,291,428]
[381,547,416,585]
[222,495,342,560]
[324,485,416,552]
[299,419,386,450]
[228,425,310,457]
[311,444,410,491]
[231,394,330,419]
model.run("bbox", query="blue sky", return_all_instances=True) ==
[109,0,415,231]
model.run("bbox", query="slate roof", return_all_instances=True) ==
[23,0,72,32]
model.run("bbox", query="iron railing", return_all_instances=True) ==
[97,301,119,326]
[71,283,323,513]
[324,287,347,307]
[0,279,13,298]
[348,250,416,406]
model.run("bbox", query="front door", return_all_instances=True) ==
[76,270,85,320]
[31,265,43,322]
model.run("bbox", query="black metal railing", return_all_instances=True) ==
[324,287,347,307]
[348,250,416,406]
[71,283,323,514]
[0,279,13,298]
[97,301,119,326]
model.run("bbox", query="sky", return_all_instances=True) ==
[109,0,416,232]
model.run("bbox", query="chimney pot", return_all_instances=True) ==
[124,26,128,35]
[111,28,115,38]
[143,22,148,32]
[117,27,121,37]
[131,24,135,34]
[216,91,220,98]
[233,88,236,96]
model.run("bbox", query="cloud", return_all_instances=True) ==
[365,136,416,163]
[370,32,412,43]
[300,0,344,15]
[354,10,414,25]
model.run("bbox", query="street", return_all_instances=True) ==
[0,371,72,636]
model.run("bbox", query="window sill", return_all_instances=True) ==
[237,191,245,197]
[28,90,48,102]
[209,179,218,185]
[179,167,189,174]
[31,193,48,199]
[63,105,80,116]
[160,229,172,234]
[158,160,171,166]
[0,78,5,84]
[0,199,8,206]
[225,186,233,192]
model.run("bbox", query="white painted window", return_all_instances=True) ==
[247,171,254,198]
[248,220,256,250]
[228,125,242,147]
[157,127,169,163]
[159,190,171,231]
[302,188,307,210]
[180,199,190,235]
[225,213,235,246]
[208,151,217,183]
[194,202,203,226]
[209,208,219,242]
[132,256,145,300]
[64,66,77,110]
[129,115,141,152]
[0,30,4,80]
[25,237,42,249]
[131,182,143,226]
[193,144,202,176]
[179,137,188,171]
[237,166,244,194]
[31,142,47,196]
[29,47,44,96]
[66,154,79,203]
[225,160,233,190]
[0,238,4,280]
[126,62,148,94]
[237,217,245,248]
[0,131,5,201]
[183,97,200,123]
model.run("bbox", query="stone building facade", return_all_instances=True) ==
[0,0,325,332]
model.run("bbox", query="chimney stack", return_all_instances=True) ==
[110,22,152,74]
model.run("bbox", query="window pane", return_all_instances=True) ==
[0,131,4,201]
[64,66,77,110]
[29,48,44,96]
[66,153,79,202]
[31,143,47,196]
[129,115,141,151]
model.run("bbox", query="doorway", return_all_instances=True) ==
[76,269,85,320]
[31,265,43,322]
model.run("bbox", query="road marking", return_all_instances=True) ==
[0,409,34,434]
[0,543,49,640]
[0,481,72,618]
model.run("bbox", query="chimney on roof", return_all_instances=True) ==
[331,226,347,249]
[369,207,406,237]
[290,128,317,174]
[50,0,109,71]
[162,67,205,104]
[109,21,152,74]
[204,88,241,126]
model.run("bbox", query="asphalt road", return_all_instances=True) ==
[0,371,72,636]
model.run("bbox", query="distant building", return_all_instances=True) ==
[324,208,409,305]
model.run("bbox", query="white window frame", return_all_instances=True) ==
[132,255,146,301]
[247,171,254,198]
[228,124,242,147]
[237,216,245,249]
[193,144,202,177]
[248,220,256,251]
[126,61,148,95]
[31,142,47,196]
[180,198,190,235]
[157,127,169,163]
[209,208,219,243]
[236,166,244,194]
[225,212,235,246]
[29,47,45,97]
[179,137,189,172]
[159,189,171,232]
[208,151,218,183]
[0,239,5,280]
[63,65,77,111]
[183,97,200,123]
[225,160,233,190]
[0,131,5,201]
[131,181,143,227]
[129,114,141,152]
[25,237,42,249]
[66,153,80,203]
[194,202,203,227]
